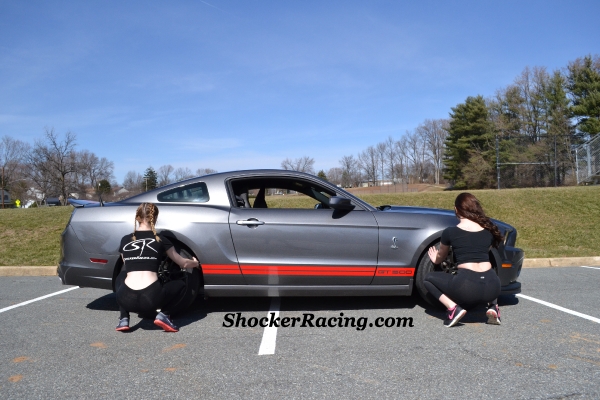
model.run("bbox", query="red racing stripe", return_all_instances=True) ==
[240,265,376,277]
[202,264,242,275]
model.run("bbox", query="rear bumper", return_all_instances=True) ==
[59,225,117,290]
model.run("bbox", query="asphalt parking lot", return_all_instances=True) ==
[1,267,599,399]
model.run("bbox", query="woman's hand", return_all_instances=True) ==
[184,257,200,270]
[428,244,449,265]
[428,246,439,264]
[166,247,201,270]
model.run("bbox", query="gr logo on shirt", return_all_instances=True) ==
[122,238,158,260]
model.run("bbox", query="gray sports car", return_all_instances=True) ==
[59,169,523,309]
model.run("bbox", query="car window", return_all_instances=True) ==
[157,182,209,203]
[230,177,334,209]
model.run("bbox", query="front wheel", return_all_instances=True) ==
[414,243,454,307]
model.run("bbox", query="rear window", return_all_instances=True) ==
[157,182,209,203]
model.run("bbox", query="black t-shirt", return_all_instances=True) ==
[119,231,173,273]
[441,226,493,265]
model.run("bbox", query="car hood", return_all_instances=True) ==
[378,205,456,217]
[378,205,515,232]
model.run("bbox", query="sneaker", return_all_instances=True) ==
[444,305,467,327]
[116,317,130,331]
[486,304,501,325]
[154,312,179,332]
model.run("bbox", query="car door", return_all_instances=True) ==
[227,177,379,286]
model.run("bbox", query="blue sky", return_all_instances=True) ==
[1,1,598,184]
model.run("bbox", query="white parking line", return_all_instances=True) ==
[516,294,600,324]
[258,298,280,355]
[580,266,600,270]
[0,287,80,314]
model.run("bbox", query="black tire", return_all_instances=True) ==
[414,242,457,308]
[157,246,202,316]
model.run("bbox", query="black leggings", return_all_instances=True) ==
[115,271,186,319]
[423,268,500,309]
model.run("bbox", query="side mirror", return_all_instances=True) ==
[328,196,355,211]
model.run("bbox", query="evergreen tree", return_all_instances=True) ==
[317,170,327,180]
[443,96,494,189]
[97,179,111,195]
[567,55,600,136]
[142,167,158,192]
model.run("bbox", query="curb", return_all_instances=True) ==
[0,266,57,277]
[2,257,600,277]
[522,257,600,268]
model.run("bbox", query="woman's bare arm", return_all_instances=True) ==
[166,247,200,269]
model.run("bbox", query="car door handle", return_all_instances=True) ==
[236,219,265,225]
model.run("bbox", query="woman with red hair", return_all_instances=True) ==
[425,193,502,327]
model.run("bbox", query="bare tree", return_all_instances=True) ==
[0,136,29,208]
[76,150,115,194]
[26,128,78,205]
[376,141,387,184]
[326,167,343,186]
[404,130,427,183]
[196,168,217,176]
[358,146,379,186]
[157,164,175,186]
[281,156,315,174]
[394,137,408,183]
[123,171,143,194]
[339,155,360,187]
[381,136,398,185]
[174,167,194,182]
[417,119,449,184]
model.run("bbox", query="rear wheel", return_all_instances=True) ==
[157,245,202,316]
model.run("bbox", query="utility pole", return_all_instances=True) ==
[496,133,501,190]
[1,166,4,209]
[554,134,558,187]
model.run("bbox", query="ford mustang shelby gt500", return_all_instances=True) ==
[59,170,523,309]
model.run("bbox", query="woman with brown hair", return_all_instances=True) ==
[424,193,503,327]
[115,202,200,332]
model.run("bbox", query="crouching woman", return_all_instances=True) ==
[115,202,199,332]
[424,193,503,327]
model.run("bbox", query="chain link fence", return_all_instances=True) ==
[575,134,600,184]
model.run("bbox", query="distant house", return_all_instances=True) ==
[113,187,129,196]
[1,189,12,207]
[112,186,130,200]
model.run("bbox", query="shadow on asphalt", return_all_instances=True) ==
[86,291,520,329]
[422,294,521,326]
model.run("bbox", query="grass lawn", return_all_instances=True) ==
[1,185,598,266]
[0,206,72,266]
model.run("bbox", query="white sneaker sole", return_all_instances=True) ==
[486,309,501,325]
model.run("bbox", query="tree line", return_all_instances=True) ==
[1,128,114,206]
[124,166,217,195]
[445,54,599,189]
[286,54,599,190]
[281,119,448,189]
